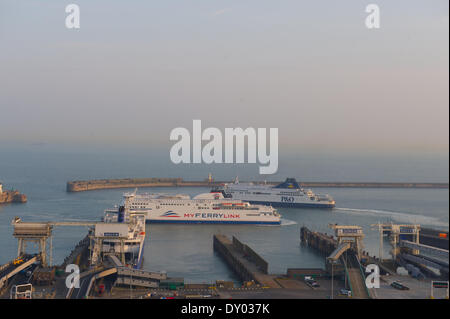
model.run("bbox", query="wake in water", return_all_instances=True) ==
[281,218,298,226]
[256,218,297,227]
[334,207,449,228]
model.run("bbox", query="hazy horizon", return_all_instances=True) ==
[0,0,448,157]
[0,141,448,183]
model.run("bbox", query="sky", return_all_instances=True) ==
[0,0,448,157]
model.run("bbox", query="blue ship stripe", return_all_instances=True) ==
[246,200,334,208]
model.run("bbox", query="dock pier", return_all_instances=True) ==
[300,225,371,299]
[213,234,281,288]
[300,226,337,255]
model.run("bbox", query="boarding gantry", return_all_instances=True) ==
[12,217,53,267]
[371,223,420,261]
[328,224,365,261]
[12,217,101,267]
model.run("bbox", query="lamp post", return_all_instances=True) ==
[331,261,334,299]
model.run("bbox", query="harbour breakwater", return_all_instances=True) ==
[0,190,27,204]
[66,178,448,192]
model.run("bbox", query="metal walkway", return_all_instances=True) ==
[328,242,351,261]
[66,256,168,298]
[106,255,167,281]
[400,240,449,261]
[343,253,370,299]
[66,267,114,299]
[327,242,369,298]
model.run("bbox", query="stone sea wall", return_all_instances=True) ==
[66,178,448,192]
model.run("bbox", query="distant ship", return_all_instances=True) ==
[116,191,281,225]
[212,178,336,208]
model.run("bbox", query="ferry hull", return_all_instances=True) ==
[146,219,280,225]
[246,200,335,209]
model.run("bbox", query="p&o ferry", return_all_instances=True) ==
[212,178,335,208]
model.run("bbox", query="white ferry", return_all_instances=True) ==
[212,178,335,208]
[117,191,281,225]
[91,209,146,269]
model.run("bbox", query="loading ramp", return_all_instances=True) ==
[0,255,39,290]
[328,243,351,262]
[343,253,370,299]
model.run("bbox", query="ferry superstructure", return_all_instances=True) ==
[91,209,146,269]
[118,192,281,225]
[212,178,335,208]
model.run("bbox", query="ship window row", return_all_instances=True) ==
[103,241,140,245]
[278,192,302,196]
[133,202,192,206]
[214,206,259,210]
[160,203,190,206]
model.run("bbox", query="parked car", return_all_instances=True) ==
[304,276,320,288]
[13,258,24,265]
[339,288,352,297]
[391,281,409,290]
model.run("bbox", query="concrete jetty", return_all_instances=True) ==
[213,234,281,288]
[300,227,337,255]
[66,178,448,192]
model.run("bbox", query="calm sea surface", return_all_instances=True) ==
[0,144,448,283]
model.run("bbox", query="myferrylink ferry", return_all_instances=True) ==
[117,191,281,225]
[212,178,335,208]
